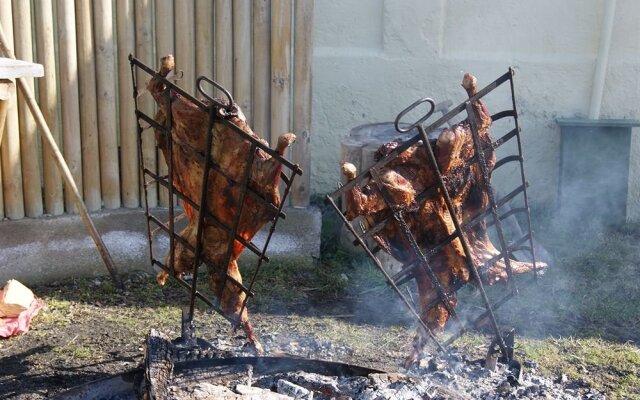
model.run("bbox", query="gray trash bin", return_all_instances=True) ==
[557,118,640,224]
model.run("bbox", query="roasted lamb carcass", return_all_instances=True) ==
[341,73,545,365]
[146,55,296,353]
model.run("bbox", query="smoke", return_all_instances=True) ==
[480,204,640,345]
[556,123,631,225]
[331,158,640,352]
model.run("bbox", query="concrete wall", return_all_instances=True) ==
[0,208,321,285]
[310,0,640,213]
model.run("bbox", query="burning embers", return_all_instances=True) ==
[141,330,603,400]
[327,70,546,366]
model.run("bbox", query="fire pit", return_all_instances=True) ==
[52,328,605,400]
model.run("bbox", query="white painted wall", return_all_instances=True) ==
[310,0,640,214]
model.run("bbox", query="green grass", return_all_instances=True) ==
[103,305,180,332]
[37,297,73,328]
[517,337,640,399]
[53,343,100,360]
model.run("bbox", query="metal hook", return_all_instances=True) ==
[394,97,436,133]
[196,75,235,112]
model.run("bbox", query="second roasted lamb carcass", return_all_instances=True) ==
[147,55,295,352]
[341,73,544,364]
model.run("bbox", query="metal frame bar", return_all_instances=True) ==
[129,56,302,334]
[326,69,539,361]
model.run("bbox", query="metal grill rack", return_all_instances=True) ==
[326,69,539,362]
[129,55,302,344]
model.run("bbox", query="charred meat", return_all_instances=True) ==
[147,55,295,353]
[341,73,545,365]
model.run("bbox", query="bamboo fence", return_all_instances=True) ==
[0,0,313,219]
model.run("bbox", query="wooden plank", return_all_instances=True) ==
[1,0,25,219]
[94,0,120,209]
[175,0,195,94]
[0,58,44,79]
[12,0,43,217]
[233,0,251,119]
[195,0,213,82]
[135,0,157,207]
[57,0,84,213]
[252,0,270,139]
[116,0,139,208]
[34,0,64,216]
[76,0,101,211]
[291,0,313,207]
[155,0,174,208]
[214,0,233,97]
[270,0,291,147]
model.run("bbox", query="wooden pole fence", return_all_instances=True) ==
[270,0,292,149]
[0,0,25,220]
[195,0,214,88]
[34,0,63,216]
[156,0,175,208]
[117,0,139,208]
[291,0,314,207]
[57,0,83,214]
[214,0,233,98]
[233,0,252,120]
[253,0,272,139]
[135,0,157,208]
[94,0,121,210]
[0,22,123,289]
[76,0,101,212]
[12,0,42,218]
[0,0,313,220]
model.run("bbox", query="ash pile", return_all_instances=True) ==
[142,330,604,400]
[407,351,605,400]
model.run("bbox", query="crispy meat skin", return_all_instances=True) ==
[341,73,543,365]
[147,55,295,352]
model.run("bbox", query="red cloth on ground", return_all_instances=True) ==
[0,296,43,338]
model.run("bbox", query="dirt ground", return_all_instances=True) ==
[2,216,640,399]
[0,271,417,399]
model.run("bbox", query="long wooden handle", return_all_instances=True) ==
[0,23,123,289]
[0,90,8,146]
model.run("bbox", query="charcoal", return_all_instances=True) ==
[236,384,292,399]
[285,371,341,395]
[148,331,605,400]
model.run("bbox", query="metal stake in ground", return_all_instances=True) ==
[0,23,123,289]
